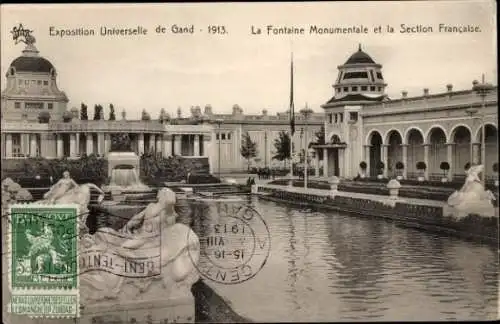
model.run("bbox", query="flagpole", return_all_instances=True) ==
[289,48,295,186]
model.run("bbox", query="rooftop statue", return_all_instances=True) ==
[444,164,497,219]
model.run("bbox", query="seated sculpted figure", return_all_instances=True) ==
[38,174,105,234]
[445,164,496,218]
[43,171,79,204]
[79,188,200,304]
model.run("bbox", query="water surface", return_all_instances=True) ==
[188,196,498,322]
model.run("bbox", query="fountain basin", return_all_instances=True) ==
[88,201,146,232]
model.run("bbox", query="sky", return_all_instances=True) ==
[1,1,497,120]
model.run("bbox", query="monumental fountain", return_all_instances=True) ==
[1,133,201,323]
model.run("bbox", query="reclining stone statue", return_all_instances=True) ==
[79,188,200,306]
[444,164,497,219]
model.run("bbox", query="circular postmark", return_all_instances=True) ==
[187,202,271,285]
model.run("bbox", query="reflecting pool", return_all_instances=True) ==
[186,196,498,322]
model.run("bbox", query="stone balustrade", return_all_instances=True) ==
[49,120,166,133]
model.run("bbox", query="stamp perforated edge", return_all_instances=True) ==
[7,203,80,318]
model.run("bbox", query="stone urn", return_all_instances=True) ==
[387,179,401,199]
[396,175,403,181]
[377,174,384,180]
[441,177,448,183]
[328,176,340,192]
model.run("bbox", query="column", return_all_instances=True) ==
[69,134,76,157]
[156,135,162,156]
[323,148,329,177]
[57,134,64,158]
[207,133,215,174]
[402,144,408,179]
[97,133,104,156]
[86,134,93,155]
[314,151,319,177]
[163,134,172,157]
[138,133,144,155]
[174,135,182,156]
[423,144,430,180]
[20,134,26,156]
[193,135,200,157]
[6,134,13,158]
[40,134,51,158]
[30,134,37,157]
[104,134,110,155]
[363,145,370,176]
[382,144,389,177]
[149,134,155,154]
[75,133,80,157]
[338,150,344,178]
[446,143,454,181]
[472,142,480,164]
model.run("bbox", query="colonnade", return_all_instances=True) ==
[1,132,207,159]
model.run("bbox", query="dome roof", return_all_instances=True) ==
[345,45,375,65]
[10,56,54,73]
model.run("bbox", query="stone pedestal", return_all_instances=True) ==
[107,152,140,177]
[79,295,195,324]
[328,176,340,198]
[387,179,401,200]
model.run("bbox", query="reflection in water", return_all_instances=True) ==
[190,196,498,322]
[284,207,300,312]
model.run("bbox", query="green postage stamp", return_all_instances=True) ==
[7,204,80,318]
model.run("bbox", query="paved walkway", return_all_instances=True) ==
[257,183,446,208]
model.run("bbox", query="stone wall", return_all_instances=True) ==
[257,187,499,246]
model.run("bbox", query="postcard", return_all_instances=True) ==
[1,1,498,323]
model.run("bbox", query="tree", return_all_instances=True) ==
[80,103,88,120]
[440,162,450,177]
[109,104,116,120]
[376,161,385,175]
[93,104,103,120]
[312,125,325,160]
[395,161,405,176]
[272,131,291,168]
[240,132,258,171]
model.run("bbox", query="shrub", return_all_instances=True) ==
[62,111,73,122]
[440,161,450,177]
[359,161,367,170]
[416,161,427,171]
[38,111,51,123]
[376,161,384,174]
[140,154,211,182]
[464,162,471,171]
[187,174,221,184]
[395,162,404,170]
[440,162,450,171]
[492,162,498,173]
